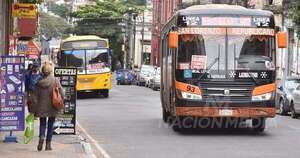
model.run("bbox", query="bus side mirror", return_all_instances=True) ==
[168,31,178,49]
[276,32,287,48]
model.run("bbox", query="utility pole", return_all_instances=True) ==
[141,11,145,66]
[132,13,137,69]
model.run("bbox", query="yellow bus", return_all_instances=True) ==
[59,35,111,98]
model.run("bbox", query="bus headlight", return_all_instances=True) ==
[252,92,273,101]
[181,91,202,100]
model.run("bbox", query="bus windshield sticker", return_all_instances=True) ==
[184,70,193,79]
[87,63,104,70]
[178,28,226,35]
[227,28,274,36]
[202,17,251,27]
[191,55,207,70]
[178,28,274,36]
[179,63,190,70]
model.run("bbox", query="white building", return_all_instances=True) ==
[132,3,153,68]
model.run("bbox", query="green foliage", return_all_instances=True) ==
[18,0,43,4]
[49,3,71,19]
[71,0,145,19]
[39,12,72,39]
[70,0,145,70]
[290,1,300,36]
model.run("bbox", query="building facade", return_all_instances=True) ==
[0,0,14,55]
[151,0,181,66]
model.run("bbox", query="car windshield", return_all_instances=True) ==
[141,66,154,74]
[285,80,300,89]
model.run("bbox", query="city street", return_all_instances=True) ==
[77,83,300,158]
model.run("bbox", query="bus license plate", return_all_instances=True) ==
[219,109,233,116]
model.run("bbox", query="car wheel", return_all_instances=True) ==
[290,102,298,119]
[279,99,287,115]
[117,81,120,85]
[252,117,265,133]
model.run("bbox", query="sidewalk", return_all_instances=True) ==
[0,120,87,158]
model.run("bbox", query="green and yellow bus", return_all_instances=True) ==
[59,35,111,98]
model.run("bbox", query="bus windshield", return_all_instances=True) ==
[177,28,275,74]
[61,48,109,74]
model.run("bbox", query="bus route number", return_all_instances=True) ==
[187,85,196,93]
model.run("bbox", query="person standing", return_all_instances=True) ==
[32,63,64,151]
[26,62,42,112]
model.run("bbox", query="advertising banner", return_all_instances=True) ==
[0,56,25,131]
[12,3,37,18]
[53,67,77,135]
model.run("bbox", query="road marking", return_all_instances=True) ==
[77,121,111,158]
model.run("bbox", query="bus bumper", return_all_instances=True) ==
[175,107,276,118]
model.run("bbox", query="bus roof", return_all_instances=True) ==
[62,35,108,43]
[178,4,273,17]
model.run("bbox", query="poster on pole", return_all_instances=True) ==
[53,67,77,135]
[0,56,25,131]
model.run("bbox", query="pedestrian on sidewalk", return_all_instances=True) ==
[25,62,42,113]
[32,63,64,151]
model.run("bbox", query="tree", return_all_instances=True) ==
[39,12,72,39]
[290,1,300,36]
[48,3,71,19]
[70,0,145,70]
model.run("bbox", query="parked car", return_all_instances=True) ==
[276,77,300,118]
[145,68,156,88]
[116,69,135,85]
[136,65,155,86]
[149,67,160,90]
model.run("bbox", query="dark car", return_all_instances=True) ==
[116,69,135,85]
[276,77,300,118]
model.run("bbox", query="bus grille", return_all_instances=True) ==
[200,81,254,102]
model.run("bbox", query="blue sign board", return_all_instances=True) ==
[0,56,25,131]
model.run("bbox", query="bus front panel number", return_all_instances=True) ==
[187,85,195,93]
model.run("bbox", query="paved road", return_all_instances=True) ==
[77,83,300,158]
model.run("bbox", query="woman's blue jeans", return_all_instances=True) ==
[39,117,55,142]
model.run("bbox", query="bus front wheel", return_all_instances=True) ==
[252,117,265,133]
[101,89,109,98]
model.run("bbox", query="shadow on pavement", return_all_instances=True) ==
[175,127,269,136]
[77,92,106,100]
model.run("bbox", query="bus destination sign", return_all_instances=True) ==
[179,15,273,28]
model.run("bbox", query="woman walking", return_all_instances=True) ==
[32,63,64,151]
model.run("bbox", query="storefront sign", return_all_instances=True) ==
[0,56,25,131]
[12,3,37,18]
[53,67,77,135]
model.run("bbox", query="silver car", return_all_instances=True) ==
[276,77,300,118]
[136,65,155,86]
[149,67,160,91]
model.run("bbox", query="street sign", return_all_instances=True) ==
[0,56,25,131]
[53,67,77,135]
[12,3,37,18]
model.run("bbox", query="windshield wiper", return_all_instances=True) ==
[197,57,219,80]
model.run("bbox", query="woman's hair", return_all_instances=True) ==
[42,62,53,75]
